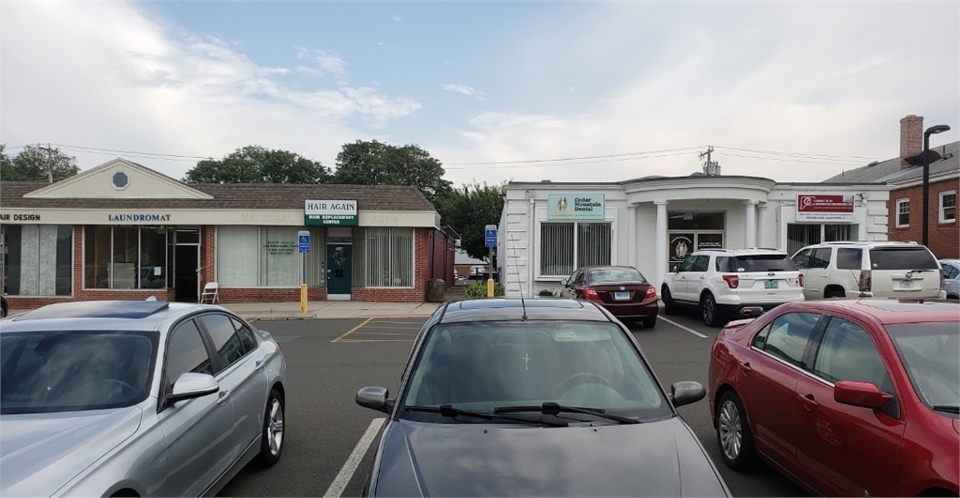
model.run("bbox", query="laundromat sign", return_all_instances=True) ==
[305,200,358,226]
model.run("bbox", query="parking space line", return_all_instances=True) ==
[337,339,414,343]
[331,318,373,343]
[323,417,386,498]
[659,317,708,338]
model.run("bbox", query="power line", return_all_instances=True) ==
[443,151,696,170]
[444,146,706,166]
[712,145,880,161]
[715,152,867,166]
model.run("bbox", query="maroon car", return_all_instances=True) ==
[560,266,658,328]
[708,298,959,497]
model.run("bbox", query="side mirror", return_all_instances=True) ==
[669,381,706,408]
[166,372,219,405]
[356,386,394,413]
[670,264,679,273]
[834,380,892,409]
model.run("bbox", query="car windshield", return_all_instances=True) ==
[587,268,645,283]
[1,331,158,414]
[717,255,797,272]
[400,320,670,423]
[885,322,959,409]
[870,248,939,270]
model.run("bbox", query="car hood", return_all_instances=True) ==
[371,416,729,497]
[0,406,143,497]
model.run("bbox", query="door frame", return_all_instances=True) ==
[326,243,352,300]
[173,243,201,303]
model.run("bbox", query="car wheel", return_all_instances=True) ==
[700,294,723,327]
[255,388,285,467]
[825,288,845,299]
[716,391,757,471]
[641,317,657,329]
[661,286,678,315]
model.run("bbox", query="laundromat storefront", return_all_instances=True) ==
[0,158,441,308]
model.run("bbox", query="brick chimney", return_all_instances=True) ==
[900,114,923,168]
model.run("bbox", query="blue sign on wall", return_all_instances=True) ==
[298,230,311,254]
[485,225,497,248]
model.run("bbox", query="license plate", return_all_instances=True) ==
[614,291,630,300]
[764,280,779,289]
[901,279,914,289]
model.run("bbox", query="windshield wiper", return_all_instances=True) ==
[405,404,568,426]
[493,401,640,424]
[932,405,960,414]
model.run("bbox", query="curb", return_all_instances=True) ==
[357,313,433,319]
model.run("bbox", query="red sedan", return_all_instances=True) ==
[708,298,959,497]
[559,265,658,328]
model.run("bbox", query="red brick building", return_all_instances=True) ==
[1,158,453,310]
[826,114,958,259]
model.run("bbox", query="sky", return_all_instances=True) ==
[2,1,959,187]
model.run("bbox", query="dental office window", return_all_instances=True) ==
[217,226,325,287]
[84,226,168,289]
[540,223,611,276]
[352,227,413,287]
[1,224,72,296]
[940,191,956,223]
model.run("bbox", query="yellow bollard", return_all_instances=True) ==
[300,283,308,314]
[487,277,494,298]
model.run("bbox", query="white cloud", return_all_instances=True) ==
[443,84,486,99]
[1,1,419,177]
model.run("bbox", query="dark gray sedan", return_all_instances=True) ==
[356,298,730,497]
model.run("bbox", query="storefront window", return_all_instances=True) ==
[353,227,413,287]
[1,224,72,296]
[787,224,858,256]
[216,226,326,287]
[540,223,612,276]
[84,226,169,289]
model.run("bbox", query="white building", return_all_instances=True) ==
[497,171,891,298]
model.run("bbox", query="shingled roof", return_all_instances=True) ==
[0,182,437,212]
[824,141,959,184]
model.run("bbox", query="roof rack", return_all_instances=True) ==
[820,240,918,245]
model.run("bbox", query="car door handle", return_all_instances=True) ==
[799,393,818,410]
[255,359,264,372]
[742,362,753,374]
[700,276,705,279]
[217,389,231,405]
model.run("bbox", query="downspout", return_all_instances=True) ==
[528,196,535,298]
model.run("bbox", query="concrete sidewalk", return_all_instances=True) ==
[224,300,442,321]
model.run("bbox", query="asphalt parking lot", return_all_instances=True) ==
[218,311,807,497]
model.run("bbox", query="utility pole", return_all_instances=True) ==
[37,143,55,183]
[698,145,714,164]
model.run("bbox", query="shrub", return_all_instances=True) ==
[464,281,505,299]
[538,289,555,297]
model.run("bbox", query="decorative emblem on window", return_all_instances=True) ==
[333,246,346,267]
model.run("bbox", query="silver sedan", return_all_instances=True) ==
[0,300,287,497]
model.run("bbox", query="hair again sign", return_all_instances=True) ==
[305,200,359,226]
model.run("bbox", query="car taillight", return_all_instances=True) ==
[722,274,740,289]
[584,287,600,300]
[645,286,657,298]
[859,270,872,292]
[798,274,804,287]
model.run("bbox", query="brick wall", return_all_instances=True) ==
[887,177,959,259]
[352,227,431,302]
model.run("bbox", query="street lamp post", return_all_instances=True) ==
[922,124,951,247]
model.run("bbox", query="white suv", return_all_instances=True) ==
[661,248,804,326]
[791,241,946,300]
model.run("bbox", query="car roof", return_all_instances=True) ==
[809,241,924,248]
[0,300,231,332]
[693,248,787,256]
[438,298,612,324]
[790,298,960,325]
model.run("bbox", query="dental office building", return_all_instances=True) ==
[497,164,892,298]
[0,158,444,309]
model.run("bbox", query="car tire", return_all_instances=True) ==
[255,388,285,468]
[661,287,678,315]
[825,288,845,299]
[700,293,723,327]
[641,317,657,329]
[716,391,757,471]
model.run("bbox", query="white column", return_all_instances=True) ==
[627,205,637,268]
[655,201,668,288]
[756,202,768,248]
[744,200,758,248]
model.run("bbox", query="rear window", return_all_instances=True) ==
[869,248,939,270]
[587,268,645,283]
[717,255,798,272]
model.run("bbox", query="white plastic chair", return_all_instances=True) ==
[199,282,220,304]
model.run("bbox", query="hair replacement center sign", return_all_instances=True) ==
[305,200,358,226]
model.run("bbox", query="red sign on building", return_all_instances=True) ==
[797,194,855,222]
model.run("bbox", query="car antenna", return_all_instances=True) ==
[508,234,528,320]
[851,269,868,298]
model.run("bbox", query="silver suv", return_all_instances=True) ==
[791,241,946,300]
[661,248,804,326]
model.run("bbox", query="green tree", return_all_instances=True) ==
[332,140,452,206]
[437,181,506,261]
[183,145,331,184]
[0,145,80,182]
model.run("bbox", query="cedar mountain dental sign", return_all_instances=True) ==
[305,200,358,226]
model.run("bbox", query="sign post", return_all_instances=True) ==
[485,225,497,298]
[298,230,310,314]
